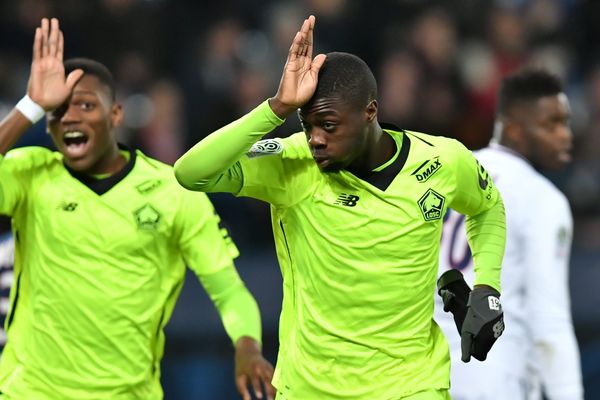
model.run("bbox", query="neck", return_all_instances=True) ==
[88,144,128,176]
[348,122,393,174]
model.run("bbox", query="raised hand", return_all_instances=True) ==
[234,337,276,400]
[27,18,83,111]
[270,15,327,119]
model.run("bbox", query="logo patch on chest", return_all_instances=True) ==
[411,157,442,183]
[134,204,161,230]
[418,189,445,221]
[334,193,360,207]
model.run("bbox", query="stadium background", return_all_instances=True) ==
[0,0,599,398]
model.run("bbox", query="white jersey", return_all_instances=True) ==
[434,144,583,400]
[0,233,14,350]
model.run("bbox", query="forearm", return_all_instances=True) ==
[199,267,262,344]
[0,109,35,155]
[465,196,506,291]
[174,100,284,191]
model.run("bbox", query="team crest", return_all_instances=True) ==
[134,204,161,230]
[418,189,445,221]
[247,139,283,158]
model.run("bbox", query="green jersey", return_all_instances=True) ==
[0,147,260,399]
[175,101,506,399]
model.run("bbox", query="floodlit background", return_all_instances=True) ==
[0,0,599,398]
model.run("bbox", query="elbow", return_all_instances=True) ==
[173,159,195,190]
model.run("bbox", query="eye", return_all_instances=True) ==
[79,102,95,111]
[323,122,336,131]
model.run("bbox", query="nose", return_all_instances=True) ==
[60,103,81,124]
[308,128,326,149]
[558,123,573,146]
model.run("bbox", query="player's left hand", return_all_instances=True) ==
[234,336,275,400]
[460,286,505,362]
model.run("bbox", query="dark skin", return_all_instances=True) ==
[269,16,395,176]
[498,93,572,171]
[46,74,127,174]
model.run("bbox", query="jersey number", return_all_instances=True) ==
[442,210,473,270]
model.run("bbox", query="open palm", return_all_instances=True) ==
[27,18,83,111]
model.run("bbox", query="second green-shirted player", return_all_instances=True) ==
[175,16,506,400]
[0,18,275,400]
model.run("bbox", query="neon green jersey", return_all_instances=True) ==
[175,101,506,399]
[0,147,259,399]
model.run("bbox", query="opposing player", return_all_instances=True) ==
[0,18,274,399]
[435,69,584,399]
[175,16,506,399]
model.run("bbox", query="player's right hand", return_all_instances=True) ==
[28,18,83,111]
[270,15,326,119]
[460,286,505,362]
[234,336,276,400]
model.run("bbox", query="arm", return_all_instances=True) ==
[0,18,83,156]
[447,142,506,362]
[174,15,325,194]
[176,191,273,399]
[450,143,505,292]
[524,194,583,400]
[200,268,275,400]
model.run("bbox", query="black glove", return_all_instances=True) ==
[460,286,504,362]
[437,269,471,334]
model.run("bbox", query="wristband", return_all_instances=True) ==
[15,95,45,124]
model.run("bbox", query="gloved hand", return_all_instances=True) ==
[437,270,504,362]
[437,269,471,334]
[460,286,504,362]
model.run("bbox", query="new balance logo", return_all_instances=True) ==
[411,157,442,183]
[334,193,360,207]
[492,320,505,339]
[61,202,78,212]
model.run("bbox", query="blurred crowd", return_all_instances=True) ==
[1,0,600,397]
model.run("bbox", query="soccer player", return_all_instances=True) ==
[435,69,584,399]
[0,18,275,400]
[175,16,506,399]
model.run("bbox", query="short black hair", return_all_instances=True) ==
[304,52,377,111]
[497,69,563,117]
[64,58,116,101]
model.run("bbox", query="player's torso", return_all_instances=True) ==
[4,153,183,397]
[273,131,456,395]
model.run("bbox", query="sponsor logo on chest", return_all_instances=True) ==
[411,157,442,183]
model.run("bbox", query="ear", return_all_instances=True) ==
[110,103,124,128]
[366,99,378,122]
[500,118,525,151]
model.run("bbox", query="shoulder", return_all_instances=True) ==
[134,149,212,202]
[403,130,467,159]
[3,146,61,171]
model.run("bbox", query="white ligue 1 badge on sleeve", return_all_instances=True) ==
[247,139,283,158]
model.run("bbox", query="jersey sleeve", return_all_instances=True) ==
[448,141,506,291]
[174,101,313,207]
[523,191,583,399]
[0,152,28,216]
[175,189,239,275]
[175,189,261,343]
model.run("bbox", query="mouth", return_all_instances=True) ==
[312,155,330,168]
[62,130,90,159]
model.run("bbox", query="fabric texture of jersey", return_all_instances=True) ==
[174,101,506,399]
[435,144,583,400]
[0,147,248,399]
